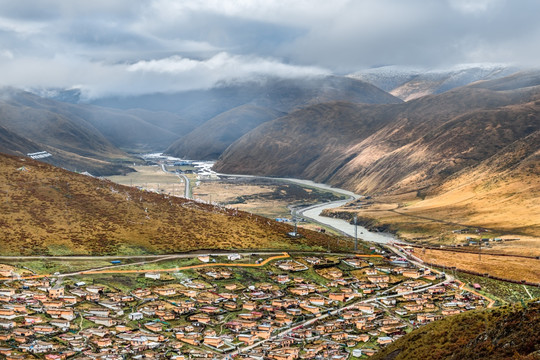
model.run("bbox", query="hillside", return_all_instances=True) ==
[0,89,205,174]
[215,73,540,236]
[1,89,197,153]
[0,152,336,256]
[0,90,125,160]
[372,301,540,360]
[167,105,285,160]
[127,75,402,160]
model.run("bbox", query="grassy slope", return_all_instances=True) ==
[372,301,540,360]
[216,75,539,240]
[0,152,338,255]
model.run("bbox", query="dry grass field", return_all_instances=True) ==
[415,248,540,284]
[107,165,187,197]
[325,161,539,257]
[193,179,346,219]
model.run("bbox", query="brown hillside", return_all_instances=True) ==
[215,85,537,193]
[167,105,285,160]
[165,75,402,160]
[372,301,540,360]
[215,77,540,236]
[0,152,336,255]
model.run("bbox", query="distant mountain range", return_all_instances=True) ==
[349,63,518,101]
[214,71,540,235]
[164,76,402,160]
[1,67,538,236]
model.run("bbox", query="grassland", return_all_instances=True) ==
[451,271,540,304]
[107,165,186,197]
[193,178,347,219]
[415,248,540,284]
[372,301,540,360]
[0,153,341,255]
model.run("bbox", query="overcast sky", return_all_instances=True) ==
[1,0,539,98]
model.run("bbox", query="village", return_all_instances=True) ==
[0,252,489,360]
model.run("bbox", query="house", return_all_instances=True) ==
[203,336,224,348]
[367,275,389,283]
[153,287,176,296]
[13,328,34,337]
[0,320,15,329]
[416,313,443,323]
[377,336,394,345]
[403,303,423,312]
[442,309,461,316]
[145,272,161,280]
[24,315,43,325]
[34,324,56,334]
[0,289,15,297]
[227,253,242,261]
[50,319,71,330]
[46,308,75,321]
[48,284,64,299]
[87,308,110,317]
[198,255,210,263]
[85,285,105,294]
[402,270,422,279]
[237,333,256,345]
[176,332,201,345]
[329,293,346,302]
[88,317,116,327]
[26,340,55,354]
[145,322,163,332]
[356,304,375,314]
[0,308,16,319]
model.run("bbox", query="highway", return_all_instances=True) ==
[161,163,191,199]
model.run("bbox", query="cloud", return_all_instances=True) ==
[448,0,503,14]
[0,0,539,98]
[0,52,329,99]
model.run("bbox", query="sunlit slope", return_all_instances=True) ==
[0,152,334,255]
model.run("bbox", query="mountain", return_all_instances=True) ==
[0,124,130,176]
[349,64,518,101]
[162,76,402,159]
[372,301,540,360]
[166,105,285,160]
[0,90,124,160]
[214,71,540,235]
[0,124,44,156]
[91,76,402,119]
[0,152,335,255]
[0,88,207,174]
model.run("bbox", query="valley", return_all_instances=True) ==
[0,67,538,360]
[1,2,539,359]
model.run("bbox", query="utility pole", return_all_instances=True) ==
[354,215,358,252]
[293,210,298,237]
[479,240,482,261]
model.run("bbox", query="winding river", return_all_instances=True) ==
[148,155,399,245]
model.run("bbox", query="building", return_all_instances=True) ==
[48,284,64,299]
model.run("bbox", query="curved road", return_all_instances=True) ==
[216,171,399,244]
[161,163,191,199]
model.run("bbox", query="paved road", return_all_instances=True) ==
[160,163,191,199]
[299,201,398,244]
[217,172,399,245]
[0,252,291,281]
